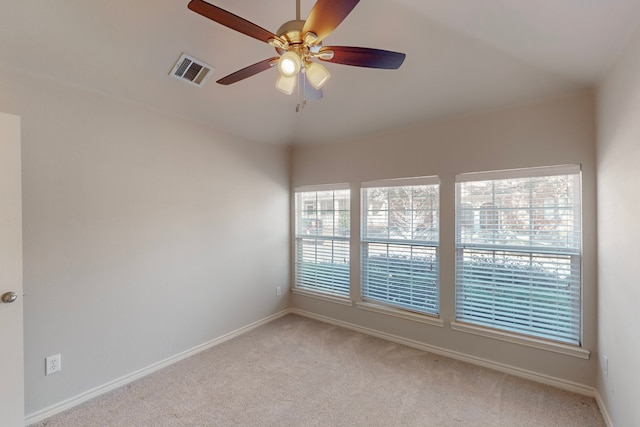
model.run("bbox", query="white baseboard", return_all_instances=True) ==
[595,391,614,427]
[291,308,597,397]
[24,309,292,426]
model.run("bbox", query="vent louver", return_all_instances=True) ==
[170,53,214,87]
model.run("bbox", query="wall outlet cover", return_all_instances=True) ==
[46,354,61,376]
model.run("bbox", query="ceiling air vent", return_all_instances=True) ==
[170,53,214,87]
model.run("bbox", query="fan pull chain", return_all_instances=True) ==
[296,72,308,113]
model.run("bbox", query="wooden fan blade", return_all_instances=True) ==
[319,46,406,69]
[302,0,360,43]
[216,57,279,85]
[188,0,279,44]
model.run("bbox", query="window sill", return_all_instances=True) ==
[356,302,444,327]
[292,287,353,306]
[450,321,590,359]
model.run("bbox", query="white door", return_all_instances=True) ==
[0,112,24,426]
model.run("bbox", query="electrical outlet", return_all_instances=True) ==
[603,355,608,377]
[276,286,282,296]
[46,354,61,376]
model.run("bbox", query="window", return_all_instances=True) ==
[361,177,439,315]
[295,185,350,297]
[455,165,582,345]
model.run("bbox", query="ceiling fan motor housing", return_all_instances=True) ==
[277,20,305,44]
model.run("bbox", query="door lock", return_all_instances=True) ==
[1,292,18,303]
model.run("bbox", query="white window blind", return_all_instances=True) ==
[455,165,582,345]
[361,177,439,315]
[295,186,350,297]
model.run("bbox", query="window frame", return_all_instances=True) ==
[294,184,351,299]
[360,176,441,317]
[454,165,583,347]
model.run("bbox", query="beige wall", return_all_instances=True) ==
[0,67,290,414]
[597,25,640,427]
[0,60,608,416]
[291,92,598,386]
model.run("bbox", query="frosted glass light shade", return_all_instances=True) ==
[276,74,297,95]
[305,62,331,90]
[278,52,301,77]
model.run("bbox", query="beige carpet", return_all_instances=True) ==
[31,314,604,426]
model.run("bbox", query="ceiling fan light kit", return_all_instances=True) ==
[305,62,331,90]
[278,51,302,77]
[187,0,406,106]
[276,74,298,95]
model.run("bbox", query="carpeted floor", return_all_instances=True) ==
[31,314,605,426]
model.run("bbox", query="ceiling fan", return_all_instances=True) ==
[187,0,406,103]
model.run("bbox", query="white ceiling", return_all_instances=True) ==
[2,0,640,145]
